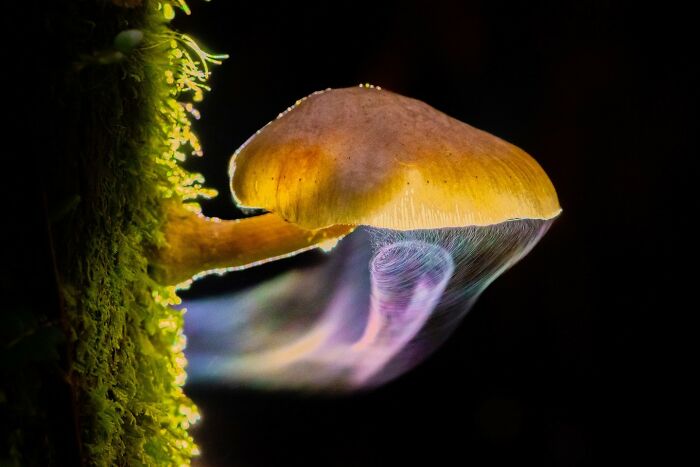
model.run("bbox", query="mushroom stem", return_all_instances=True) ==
[151,204,353,285]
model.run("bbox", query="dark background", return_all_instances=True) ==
[173,1,694,466]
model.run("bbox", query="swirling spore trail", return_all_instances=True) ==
[184,219,553,391]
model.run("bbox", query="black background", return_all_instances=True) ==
[172,1,694,466]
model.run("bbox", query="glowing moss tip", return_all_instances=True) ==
[154,10,228,202]
[142,2,227,461]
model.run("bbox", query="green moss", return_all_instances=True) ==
[1,1,223,465]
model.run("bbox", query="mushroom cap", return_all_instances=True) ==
[230,86,561,230]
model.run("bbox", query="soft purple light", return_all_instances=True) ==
[184,220,552,392]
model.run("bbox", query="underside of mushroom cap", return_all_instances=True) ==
[230,86,561,230]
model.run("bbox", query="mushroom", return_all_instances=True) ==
[154,85,560,285]
[168,85,561,390]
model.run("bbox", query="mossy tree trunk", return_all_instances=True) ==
[2,1,212,465]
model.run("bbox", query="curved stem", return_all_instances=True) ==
[151,204,353,285]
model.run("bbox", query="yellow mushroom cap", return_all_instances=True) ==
[230,86,561,231]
